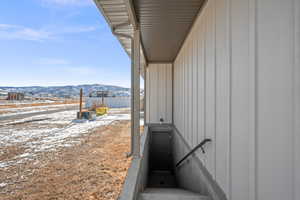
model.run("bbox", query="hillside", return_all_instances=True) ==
[0,84,130,98]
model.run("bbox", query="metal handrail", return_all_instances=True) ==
[175,138,212,168]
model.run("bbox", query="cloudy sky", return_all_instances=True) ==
[0,0,131,87]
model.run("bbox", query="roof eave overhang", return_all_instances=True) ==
[93,0,147,77]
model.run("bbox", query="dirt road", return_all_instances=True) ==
[0,120,131,200]
[0,106,77,121]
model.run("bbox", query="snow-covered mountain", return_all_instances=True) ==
[0,84,131,98]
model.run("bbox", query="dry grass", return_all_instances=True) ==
[0,145,27,161]
[0,121,132,200]
[0,100,80,109]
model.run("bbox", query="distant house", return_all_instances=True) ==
[0,90,8,96]
[89,91,110,98]
[7,92,25,101]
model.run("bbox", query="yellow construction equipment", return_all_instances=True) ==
[96,105,108,116]
[95,91,108,116]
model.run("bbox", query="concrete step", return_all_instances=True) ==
[147,170,177,188]
[139,188,211,200]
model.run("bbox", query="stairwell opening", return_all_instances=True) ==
[136,125,212,200]
[147,129,177,188]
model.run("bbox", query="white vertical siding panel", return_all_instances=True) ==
[201,4,208,168]
[173,64,176,124]
[175,60,178,129]
[157,64,161,121]
[180,60,182,132]
[204,0,216,178]
[164,64,167,120]
[157,64,161,122]
[185,45,189,143]
[146,67,150,123]
[176,63,178,122]
[215,0,230,194]
[177,62,180,127]
[230,0,250,199]
[187,42,191,146]
[189,40,193,147]
[167,64,173,123]
[177,62,179,126]
[186,43,191,145]
[176,60,178,128]
[227,0,232,197]
[175,63,178,126]
[256,0,294,199]
[184,46,188,142]
[156,64,160,122]
[182,48,185,137]
[195,20,201,151]
[180,53,185,136]
[166,63,171,123]
[149,64,157,122]
[192,32,198,150]
[159,63,166,121]
[188,43,191,145]
[161,64,165,120]
[178,58,181,132]
[172,0,299,199]
[248,0,257,199]
[181,57,183,132]
[180,59,182,131]
[197,16,205,162]
[203,8,208,167]
[191,35,194,148]
[178,55,182,133]
[146,63,172,123]
[176,60,179,129]
[158,64,162,121]
[163,64,167,121]
[294,0,300,199]
[196,19,201,154]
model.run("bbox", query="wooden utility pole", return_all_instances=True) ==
[79,88,83,119]
[101,91,104,105]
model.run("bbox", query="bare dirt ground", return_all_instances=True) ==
[0,120,132,200]
[0,100,79,115]
[0,100,79,109]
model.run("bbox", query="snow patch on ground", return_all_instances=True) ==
[0,182,7,188]
[0,110,130,169]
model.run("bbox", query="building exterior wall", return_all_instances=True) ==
[7,92,24,101]
[173,0,300,200]
[146,63,172,124]
[85,97,131,108]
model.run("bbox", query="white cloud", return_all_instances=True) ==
[0,24,52,41]
[39,0,93,7]
[0,23,97,42]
